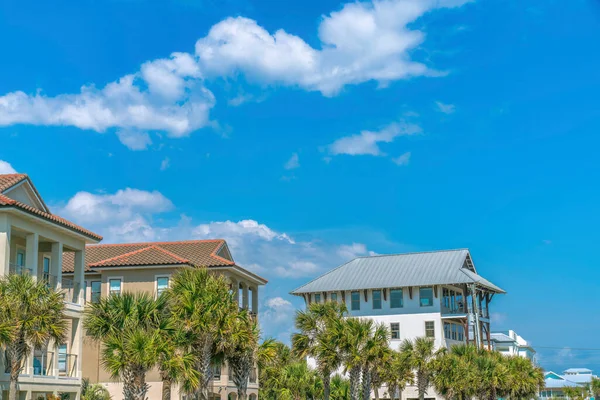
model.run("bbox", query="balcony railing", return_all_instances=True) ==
[8,263,33,276]
[59,353,78,377]
[442,305,490,319]
[33,350,54,376]
[61,278,80,304]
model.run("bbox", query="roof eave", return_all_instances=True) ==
[1,206,102,243]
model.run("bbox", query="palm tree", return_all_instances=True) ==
[167,268,240,400]
[81,378,112,400]
[400,337,441,400]
[380,350,413,400]
[431,345,477,400]
[336,318,376,400]
[84,292,164,400]
[155,322,198,400]
[277,362,321,400]
[503,355,544,400]
[591,377,600,400]
[0,274,67,400]
[330,374,350,400]
[361,324,391,400]
[258,340,295,400]
[292,302,347,400]
[227,311,260,400]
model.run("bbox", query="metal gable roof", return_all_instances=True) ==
[291,249,505,295]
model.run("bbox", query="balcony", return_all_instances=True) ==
[7,264,80,305]
[441,305,489,319]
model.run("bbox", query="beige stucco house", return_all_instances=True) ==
[62,239,267,400]
[0,174,103,400]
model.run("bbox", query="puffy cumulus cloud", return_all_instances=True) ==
[192,219,373,278]
[261,296,297,342]
[0,0,470,148]
[196,0,471,95]
[57,188,174,242]
[0,160,17,174]
[0,53,215,143]
[327,121,420,157]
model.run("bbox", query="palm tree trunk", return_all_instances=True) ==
[349,367,362,400]
[8,374,18,400]
[362,366,371,400]
[417,371,425,400]
[322,371,330,400]
[195,339,213,400]
[161,376,172,400]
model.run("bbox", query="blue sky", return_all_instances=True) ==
[2,0,600,373]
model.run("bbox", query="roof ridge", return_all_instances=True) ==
[88,239,225,248]
[89,245,190,267]
[355,248,469,259]
[151,245,191,264]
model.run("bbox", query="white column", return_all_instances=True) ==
[230,278,239,306]
[73,317,83,378]
[74,250,84,305]
[25,232,39,279]
[0,215,10,276]
[242,284,249,310]
[251,285,259,314]
[51,242,63,290]
[50,338,59,377]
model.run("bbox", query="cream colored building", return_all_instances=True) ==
[0,174,102,400]
[61,239,267,400]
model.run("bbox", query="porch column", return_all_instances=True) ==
[74,250,84,305]
[73,317,83,378]
[50,338,59,377]
[242,283,249,310]
[51,242,63,290]
[251,285,259,314]
[230,277,239,305]
[25,232,39,279]
[0,215,10,276]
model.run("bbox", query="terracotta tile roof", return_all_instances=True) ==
[0,174,102,241]
[62,239,234,273]
[0,174,28,192]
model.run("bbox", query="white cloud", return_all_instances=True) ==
[327,121,420,156]
[392,151,411,166]
[57,188,174,242]
[435,101,456,114]
[0,0,470,147]
[0,53,215,143]
[116,129,152,151]
[337,243,376,260]
[284,153,300,170]
[160,157,170,171]
[196,0,470,95]
[261,296,297,342]
[0,160,17,174]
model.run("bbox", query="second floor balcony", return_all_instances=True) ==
[8,263,82,305]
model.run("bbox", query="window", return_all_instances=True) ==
[58,344,67,374]
[351,291,360,311]
[390,323,400,340]
[16,250,25,266]
[425,321,435,338]
[91,281,101,303]
[83,281,87,304]
[109,279,122,295]
[330,293,338,302]
[43,257,50,280]
[390,289,403,308]
[372,290,382,309]
[314,293,321,303]
[451,324,457,340]
[157,277,169,297]
[212,363,221,380]
[419,287,433,307]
